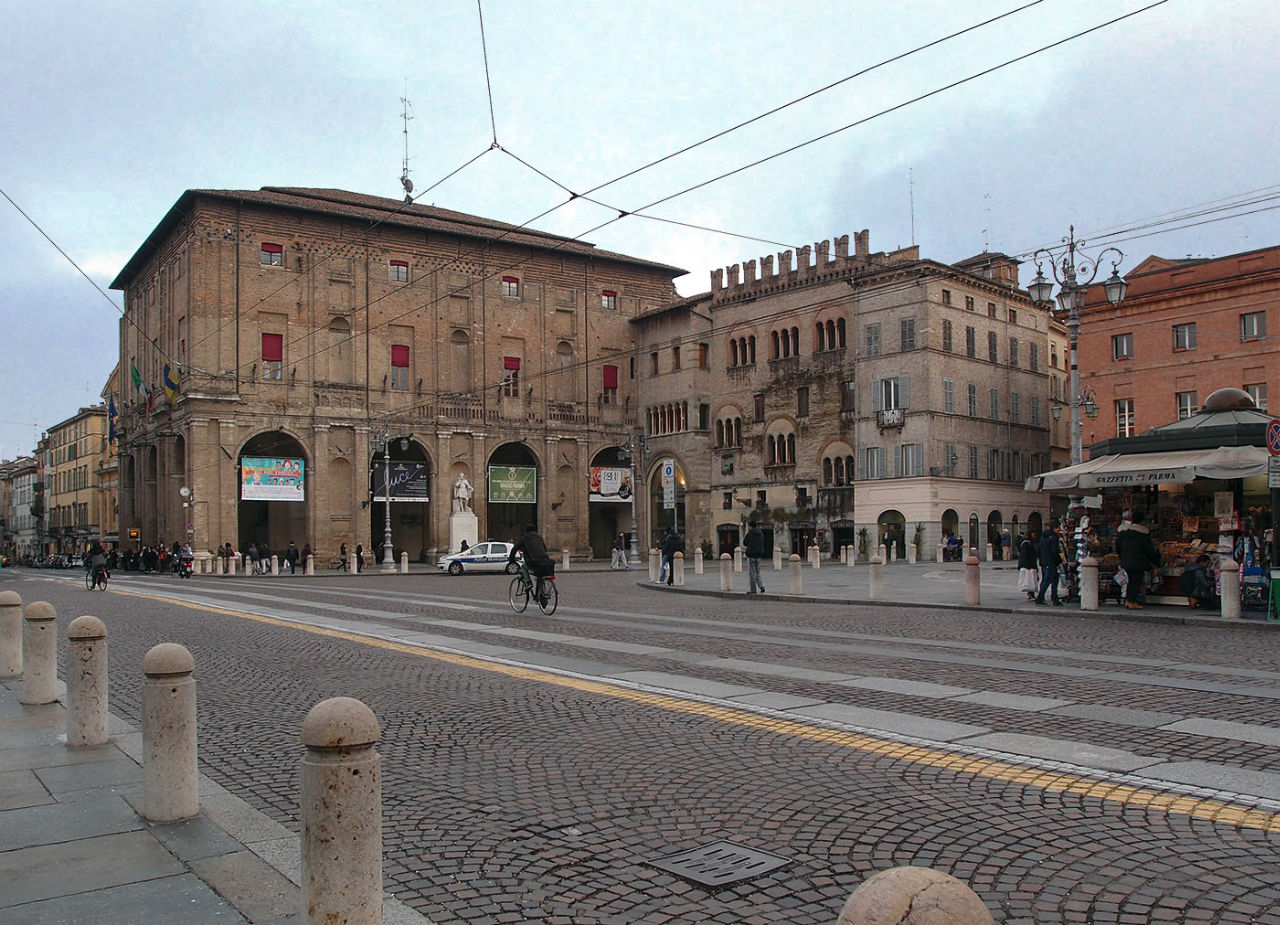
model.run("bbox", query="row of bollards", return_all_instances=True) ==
[0,590,384,925]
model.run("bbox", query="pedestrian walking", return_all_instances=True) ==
[661,529,684,586]
[1114,509,1160,610]
[1035,524,1064,606]
[1000,528,1013,561]
[284,541,299,574]
[355,543,364,572]
[744,520,766,594]
[339,542,348,571]
[1016,530,1040,601]
[610,532,629,570]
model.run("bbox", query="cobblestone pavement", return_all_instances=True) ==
[7,564,1280,924]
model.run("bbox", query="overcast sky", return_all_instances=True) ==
[2,0,1277,459]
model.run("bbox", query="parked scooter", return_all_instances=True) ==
[175,553,194,579]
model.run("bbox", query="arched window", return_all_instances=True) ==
[730,339,740,366]
[834,456,845,485]
[733,418,741,446]
[816,323,826,352]
[837,318,846,348]
[790,327,800,356]
[786,433,796,463]
[823,458,833,484]
[715,420,724,447]
[748,335,756,363]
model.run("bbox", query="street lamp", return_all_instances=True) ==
[1028,227,1127,469]
[375,429,411,572]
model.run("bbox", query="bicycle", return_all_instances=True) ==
[508,561,558,615]
[84,565,109,591]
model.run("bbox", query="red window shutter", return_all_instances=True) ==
[261,243,283,254]
[391,345,410,367]
[504,356,521,370]
[603,364,618,389]
[261,333,283,362]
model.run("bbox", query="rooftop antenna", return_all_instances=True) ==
[400,84,414,204]
[908,168,916,246]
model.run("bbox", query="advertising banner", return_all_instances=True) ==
[373,462,431,502]
[589,466,633,503]
[488,466,537,504]
[241,457,305,501]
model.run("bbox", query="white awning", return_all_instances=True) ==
[1024,445,1269,492]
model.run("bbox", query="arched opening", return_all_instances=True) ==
[986,510,1003,555]
[940,508,961,560]
[647,457,686,549]
[877,509,906,558]
[238,431,308,558]
[588,446,634,559]
[967,513,980,551]
[487,442,539,543]
[369,436,431,563]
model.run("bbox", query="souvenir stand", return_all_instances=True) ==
[1025,389,1275,612]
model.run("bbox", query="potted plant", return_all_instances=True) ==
[912,523,924,557]
[857,527,868,558]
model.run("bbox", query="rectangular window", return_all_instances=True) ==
[1031,396,1041,425]
[1115,398,1135,437]
[987,301,997,318]
[943,443,957,474]
[389,260,409,282]
[390,344,410,390]
[965,326,976,357]
[941,289,952,306]
[1241,311,1266,341]
[967,383,977,417]
[965,296,975,312]
[754,392,765,422]
[1009,337,1019,368]
[873,376,909,411]
[698,343,709,368]
[942,319,953,352]
[797,386,810,417]
[840,379,856,413]
[896,443,924,477]
[501,276,520,298]
[650,352,658,376]
[1029,343,1039,372]
[989,388,1000,420]
[861,446,887,479]
[723,491,733,510]
[865,323,881,357]
[1245,383,1268,411]
[602,290,618,310]
[1176,391,1197,419]
[261,332,283,379]
[1173,322,1196,351]
[900,318,916,351]
[968,446,979,479]
[672,344,681,370]
[1112,332,1134,360]
[1008,308,1018,325]
[502,356,521,397]
[602,364,619,404]
[987,331,999,363]
[1010,392,1021,424]
[260,242,283,266]
[943,378,955,414]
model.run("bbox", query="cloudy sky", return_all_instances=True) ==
[2,0,1277,459]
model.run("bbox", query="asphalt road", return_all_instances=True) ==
[6,566,1280,924]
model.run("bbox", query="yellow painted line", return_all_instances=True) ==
[114,587,1280,834]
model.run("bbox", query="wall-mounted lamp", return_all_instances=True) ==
[550,491,566,511]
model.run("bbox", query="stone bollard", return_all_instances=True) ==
[227,555,237,575]
[1080,556,1099,611]
[965,554,982,605]
[890,544,898,563]
[66,616,109,747]
[649,548,659,581]
[305,554,314,576]
[142,643,199,822]
[907,543,917,565]
[937,542,945,564]
[300,697,383,925]
[1221,563,1241,620]
[0,590,21,678]
[773,548,783,571]
[213,556,222,575]
[986,542,995,562]
[810,545,821,569]
[733,545,743,573]
[694,547,703,575]
[840,545,848,564]
[271,554,280,576]
[349,552,358,574]
[561,548,571,572]
[400,551,409,574]
[835,866,994,925]
[869,556,884,600]
[673,551,685,586]
[877,544,886,562]
[789,554,802,594]
[846,547,856,570]
[21,602,58,705]
[720,553,733,592]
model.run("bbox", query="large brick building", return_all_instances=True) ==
[110,188,684,562]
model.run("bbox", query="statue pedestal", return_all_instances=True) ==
[449,511,479,553]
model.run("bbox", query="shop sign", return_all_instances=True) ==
[1083,470,1177,487]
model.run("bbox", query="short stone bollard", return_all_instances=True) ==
[142,642,199,822]
[349,552,358,573]
[673,551,685,586]
[965,554,982,605]
[907,544,917,565]
[305,554,314,576]
[0,590,21,678]
[835,866,994,925]
[400,551,409,574]
[840,545,848,564]
[937,541,945,564]
[561,548,571,571]
[227,555,237,575]
[300,697,383,925]
[810,545,821,569]
[694,547,703,575]
[733,546,743,573]
[213,556,223,575]
[720,553,733,592]
[773,548,783,571]
[789,554,802,594]
[1080,556,1099,611]
[845,546,856,570]
[271,554,280,576]
[986,542,995,562]
[21,602,58,705]
[869,556,884,600]
[649,548,660,581]
[1221,564,1241,620]
[66,616,109,747]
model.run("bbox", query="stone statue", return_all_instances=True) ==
[452,473,474,514]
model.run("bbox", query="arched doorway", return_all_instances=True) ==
[987,510,1003,557]
[967,513,980,551]
[878,509,906,558]
[369,437,431,564]
[588,446,634,558]
[647,457,686,549]
[487,442,539,544]
[238,431,308,558]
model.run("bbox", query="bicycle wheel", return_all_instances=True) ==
[97,570,108,591]
[537,580,558,615]
[84,570,94,590]
[508,576,530,613]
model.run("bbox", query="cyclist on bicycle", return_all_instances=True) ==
[508,524,555,602]
[86,540,108,584]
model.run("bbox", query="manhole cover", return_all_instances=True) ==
[647,839,790,887]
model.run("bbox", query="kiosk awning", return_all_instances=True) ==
[1025,445,1269,491]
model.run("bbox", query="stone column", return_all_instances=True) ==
[66,616,108,747]
[300,697,383,925]
[1080,557,1099,612]
[907,543,917,565]
[561,548,571,572]
[789,554,802,595]
[719,553,732,592]
[845,547,856,571]
[840,545,848,564]
[0,590,21,678]
[965,555,981,605]
[142,643,199,822]
[869,556,884,600]
[21,601,57,705]
[936,542,944,564]
[271,555,280,576]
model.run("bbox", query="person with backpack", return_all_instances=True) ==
[508,524,556,603]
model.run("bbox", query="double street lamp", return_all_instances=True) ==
[1028,227,1128,468]
[374,429,412,572]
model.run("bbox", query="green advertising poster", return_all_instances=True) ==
[488,466,537,503]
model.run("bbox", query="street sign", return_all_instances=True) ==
[661,459,675,509]
[1268,419,1280,455]
[1269,455,1280,489]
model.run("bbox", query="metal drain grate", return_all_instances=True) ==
[647,839,790,888]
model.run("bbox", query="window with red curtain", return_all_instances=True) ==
[261,333,283,380]
[390,344,410,389]
[389,260,408,282]
[602,364,619,405]
[502,356,520,397]
[260,242,283,266]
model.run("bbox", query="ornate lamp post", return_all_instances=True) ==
[374,429,411,572]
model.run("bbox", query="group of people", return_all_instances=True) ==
[117,541,192,574]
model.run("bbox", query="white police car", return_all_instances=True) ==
[436,541,520,576]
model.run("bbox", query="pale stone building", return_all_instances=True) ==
[42,406,107,555]
[110,188,684,562]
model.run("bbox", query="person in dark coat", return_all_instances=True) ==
[661,529,685,586]
[1016,530,1040,601]
[1114,509,1160,610]
[744,520,766,594]
[1035,524,1064,606]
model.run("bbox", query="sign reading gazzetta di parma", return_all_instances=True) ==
[488,466,537,504]
[241,457,305,501]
